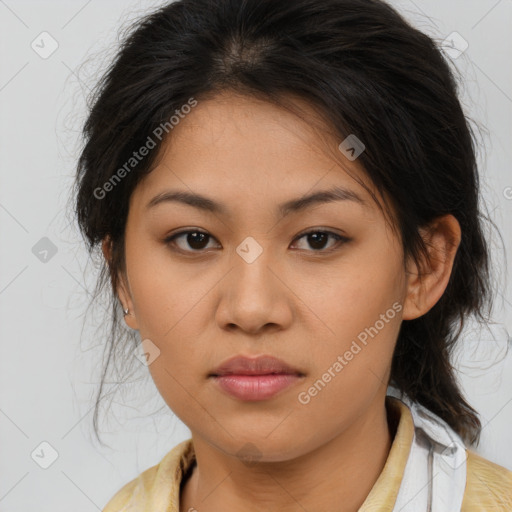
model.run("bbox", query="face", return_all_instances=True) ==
[113,91,412,461]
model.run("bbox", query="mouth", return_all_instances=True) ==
[209,354,305,401]
[209,354,305,377]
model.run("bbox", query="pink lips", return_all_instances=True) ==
[209,355,305,401]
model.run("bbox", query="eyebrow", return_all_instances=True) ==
[146,185,368,217]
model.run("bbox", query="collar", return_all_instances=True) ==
[384,387,467,512]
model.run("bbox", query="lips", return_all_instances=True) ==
[209,355,305,401]
[209,354,304,377]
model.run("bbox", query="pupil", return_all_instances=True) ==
[188,232,208,249]
[309,232,327,250]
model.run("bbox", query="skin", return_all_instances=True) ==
[104,91,461,512]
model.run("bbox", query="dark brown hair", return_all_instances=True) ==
[73,0,502,446]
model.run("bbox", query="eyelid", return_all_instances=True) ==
[294,226,348,240]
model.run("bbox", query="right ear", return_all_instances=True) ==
[101,236,138,330]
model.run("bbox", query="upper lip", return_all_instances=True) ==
[210,355,304,377]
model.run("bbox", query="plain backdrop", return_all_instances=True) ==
[0,0,511,510]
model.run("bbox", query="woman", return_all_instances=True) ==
[74,0,512,510]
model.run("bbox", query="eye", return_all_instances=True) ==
[291,230,349,252]
[165,230,219,253]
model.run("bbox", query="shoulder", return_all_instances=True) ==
[461,449,512,511]
[102,439,194,512]
[101,464,158,512]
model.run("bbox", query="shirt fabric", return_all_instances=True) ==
[102,394,512,511]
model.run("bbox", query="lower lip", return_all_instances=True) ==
[211,374,302,401]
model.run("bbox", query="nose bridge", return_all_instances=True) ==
[231,235,275,302]
[216,235,291,332]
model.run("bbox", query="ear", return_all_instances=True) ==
[101,236,139,330]
[402,214,461,321]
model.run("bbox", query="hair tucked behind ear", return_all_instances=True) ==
[73,0,504,446]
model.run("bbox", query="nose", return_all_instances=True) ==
[215,250,294,335]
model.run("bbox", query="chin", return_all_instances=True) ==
[213,434,312,464]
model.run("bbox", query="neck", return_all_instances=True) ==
[180,393,396,512]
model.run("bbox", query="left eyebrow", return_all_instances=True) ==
[278,185,368,217]
[145,185,368,217]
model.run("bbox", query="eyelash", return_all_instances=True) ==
[163,229,350,255]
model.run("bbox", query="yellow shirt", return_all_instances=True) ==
[102,397,512,511]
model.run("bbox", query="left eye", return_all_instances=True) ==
[292,230,348,252]
[164,229,348,253]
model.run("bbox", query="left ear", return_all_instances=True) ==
[402,214,461,321]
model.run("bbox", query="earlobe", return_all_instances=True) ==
[402,214,461,321]
[118,280,140,330]
[120,302,138,330]
[101,236,139,330]
[116,275,139,330]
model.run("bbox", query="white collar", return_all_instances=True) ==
[386,386,467,511]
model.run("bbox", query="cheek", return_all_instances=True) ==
[124,235,193,334]
[295,244,404,391]
[142,327,209,420]
[294,246,403,343]
[295,300,401,431]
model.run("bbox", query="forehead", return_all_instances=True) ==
[164,91,346,160]
[132,91,383,219]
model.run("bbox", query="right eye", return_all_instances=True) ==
[164,229,220,253]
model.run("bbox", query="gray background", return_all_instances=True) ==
[0,0,511,510]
